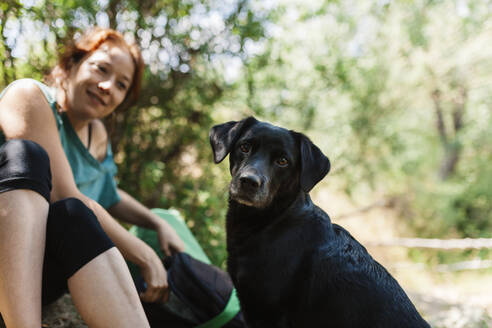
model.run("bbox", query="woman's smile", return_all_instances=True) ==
[86,89,107,107]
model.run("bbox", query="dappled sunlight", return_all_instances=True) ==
[1,0,491,326]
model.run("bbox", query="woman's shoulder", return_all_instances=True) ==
[3,78,48,92]
[1,79,55,109]
[0,79,59,141]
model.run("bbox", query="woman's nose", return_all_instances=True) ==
[98,80,112,93]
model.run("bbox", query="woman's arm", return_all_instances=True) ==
[81,195,170,303]
[0,80,168,303]
[108,189,185,256]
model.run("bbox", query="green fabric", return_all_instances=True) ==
[196,289,241,328]
[129,209,241,328]
[0,79,121,208]
[129,208,211,266]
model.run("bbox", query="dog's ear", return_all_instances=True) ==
[209,116,258,163]
[297,133,330,192]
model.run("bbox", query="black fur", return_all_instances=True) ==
[209,117,430,328]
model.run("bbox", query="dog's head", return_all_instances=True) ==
[210,117,330,209]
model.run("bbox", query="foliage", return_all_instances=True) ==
[0,0,272,266]
[226,0,492,260]
[1,0,491,267]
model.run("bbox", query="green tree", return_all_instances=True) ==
[229,0,492,248]
[0,0,273,266]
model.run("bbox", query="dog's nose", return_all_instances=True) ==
[239,173,262,189]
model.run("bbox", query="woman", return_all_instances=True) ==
[0,27,184,327]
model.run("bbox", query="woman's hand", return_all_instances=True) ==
[156,220,185,256]
[138,246,170,303]
[108,189,186,256]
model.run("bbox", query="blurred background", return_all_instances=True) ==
[1,0,491,326]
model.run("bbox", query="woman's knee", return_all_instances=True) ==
[45,197,114,279]
[0,139,52,202]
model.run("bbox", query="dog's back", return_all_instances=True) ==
[308,215,429,327]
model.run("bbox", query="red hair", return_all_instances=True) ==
[47,27,144,111]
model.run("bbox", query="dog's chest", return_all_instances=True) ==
[228,219,317,307]
[230,252,300,319]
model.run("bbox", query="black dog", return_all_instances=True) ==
[209,117,430,328]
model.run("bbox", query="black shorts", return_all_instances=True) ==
[0,139,115,305]
[0,138,52,202]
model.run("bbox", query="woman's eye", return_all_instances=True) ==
[276,157,288,167]
[97,64,107,73]
[239,143,251,153]
[117,81,127,90]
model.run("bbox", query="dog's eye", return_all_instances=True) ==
[239,143,251,153]
[276,157,289,167]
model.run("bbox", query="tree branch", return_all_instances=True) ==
[107,0,121,29]
[431,89,448,147]
[452,86,466,134]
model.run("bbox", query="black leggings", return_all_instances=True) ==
[0,139,115,305]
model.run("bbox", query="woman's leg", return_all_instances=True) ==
[46,198,149,328]
[0,195,149,328]
[0,190,49,327]
[69,248,149,327]
[0,140,148,327]
[0,139,52,327]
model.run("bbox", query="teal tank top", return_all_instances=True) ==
[0,79,121,208]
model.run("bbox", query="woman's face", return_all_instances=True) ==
[64,41,135,121]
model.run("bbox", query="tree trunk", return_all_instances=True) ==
[431,87,467,180]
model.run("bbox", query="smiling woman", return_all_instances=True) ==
[48,28,143,112]
[0,27,185,327]
[46,28,143,149]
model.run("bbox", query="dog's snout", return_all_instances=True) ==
[239,173,262,189]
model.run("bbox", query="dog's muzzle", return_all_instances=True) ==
[239,173,262,190]
[230,170,270,208]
